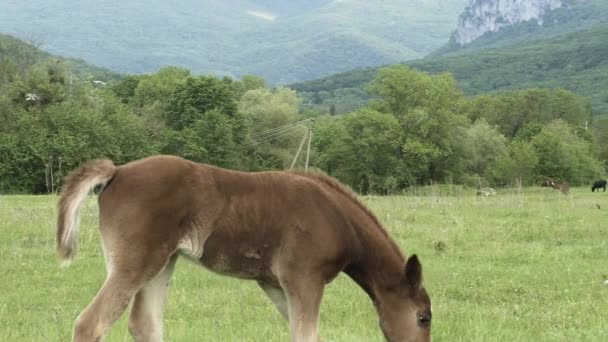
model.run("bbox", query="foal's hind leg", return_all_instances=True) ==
[72,243,174,342]
[128,254,178,342]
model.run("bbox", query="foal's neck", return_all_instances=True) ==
[345,220,406,302]
[291,172,408,303]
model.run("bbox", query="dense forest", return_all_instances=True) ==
[1,35,605,194]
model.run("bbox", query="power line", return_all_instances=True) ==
[249,118,315,171]
[250,125,307,146]
[251,124,306,141]
[250,118,311,139]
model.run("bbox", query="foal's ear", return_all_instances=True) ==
[403,254,423,289]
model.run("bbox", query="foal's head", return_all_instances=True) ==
[377,255,432,342]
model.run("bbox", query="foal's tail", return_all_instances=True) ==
[56,159,116,265]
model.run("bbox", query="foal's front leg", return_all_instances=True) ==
[281,277,324,342]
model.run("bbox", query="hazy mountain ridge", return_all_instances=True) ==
[292,0,608,115]
[292,25,608,116]
[0,0,467,83]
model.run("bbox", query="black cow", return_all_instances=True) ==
[592,179,607,192]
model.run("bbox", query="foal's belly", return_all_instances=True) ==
[200,246,270,280]
[178,228,277,282]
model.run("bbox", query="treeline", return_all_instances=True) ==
[0,57,604,193]
[311,65,603,193]
[0,59,308,193]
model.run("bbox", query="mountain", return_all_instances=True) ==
[451,0,563,46]
[436,0,608,55]
[0,0,467,84]
[292,0,608,115]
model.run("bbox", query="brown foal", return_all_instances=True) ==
[57,155,432,342]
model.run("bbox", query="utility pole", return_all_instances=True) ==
[304,118,315,171]
[290,129,308,170]
[290,118,315,170]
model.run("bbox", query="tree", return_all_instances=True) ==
[162,109,240,168]
[460,120,508,184]
[239,87,299,134]
[239,87,302,169]
[310,117,348,176]
[0,99,157,193]
[132,66,190,109]
[315,109,403,194]
[462,89,592,139]
[165,76,237,130]
[233,74,267,98]
[490,140,539,186]
[110,75,143,104]
[367,65,462,117]
[532,119,603,184]
[367,65,468,183]
[592,116,608,169]
[6,62,68,109]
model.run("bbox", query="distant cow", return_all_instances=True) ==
[592,179,607,192]
[551,181,570,195]
[541,179,555,187]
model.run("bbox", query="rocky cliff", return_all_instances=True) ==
[451,0,563,46]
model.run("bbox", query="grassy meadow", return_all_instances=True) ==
[1,186,607,341]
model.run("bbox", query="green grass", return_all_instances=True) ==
[1,187,608,341]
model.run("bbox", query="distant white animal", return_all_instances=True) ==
[92,80,106,86]
[25,93,39,101]
[476,187,496,196]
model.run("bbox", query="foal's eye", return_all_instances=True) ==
[417,311,431,328]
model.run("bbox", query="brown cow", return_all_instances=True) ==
[551,181,570,194]
[56,155,432,342]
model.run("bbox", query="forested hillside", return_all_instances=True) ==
[293,26,608,116]
[0,34,119,85]
[0,40,301,192]
[1,34,604,194]
[0,0,467,84]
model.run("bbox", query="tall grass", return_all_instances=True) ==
[1,187,607,341]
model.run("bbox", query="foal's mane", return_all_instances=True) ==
[288,170,405,260]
